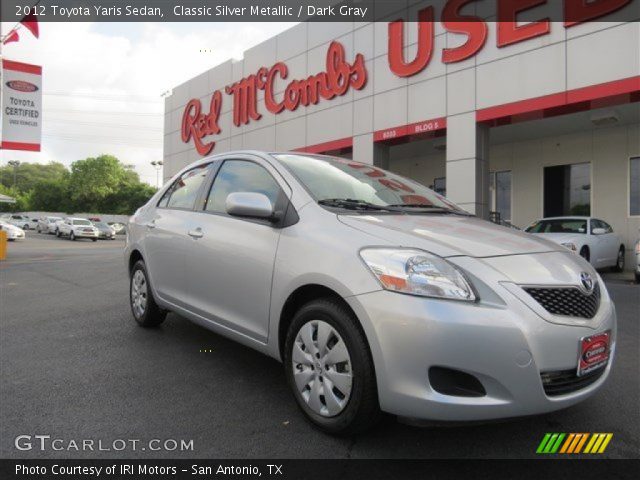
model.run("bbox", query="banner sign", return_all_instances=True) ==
[1,59,42,151]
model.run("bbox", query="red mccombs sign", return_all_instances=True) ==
[181,0,632,155]
[182,41,366,156]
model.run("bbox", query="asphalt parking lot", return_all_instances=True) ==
[1,233,638,459]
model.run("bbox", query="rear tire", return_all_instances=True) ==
[284,298,380,436]
[613,246,625,272]
[130,260,166,327]
[579,246,590,263]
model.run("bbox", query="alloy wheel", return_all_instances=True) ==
[131,269,148,319]
[291,320,353,417]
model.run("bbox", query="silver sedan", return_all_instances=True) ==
[124,151,616,435]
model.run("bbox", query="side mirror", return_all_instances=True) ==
[226,192,274,220]
[592,227,606,235]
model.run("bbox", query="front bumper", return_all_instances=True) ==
[346,280,616,421]
[75,231,98,238]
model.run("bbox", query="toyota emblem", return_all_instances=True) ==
[580,272,594,293]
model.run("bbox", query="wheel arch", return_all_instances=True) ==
[277,284,372,364]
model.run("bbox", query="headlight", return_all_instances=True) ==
[359,248,476,301]
[561,242,577,252]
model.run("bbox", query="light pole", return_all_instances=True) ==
[151,161,163,189]
[7,160,20,188]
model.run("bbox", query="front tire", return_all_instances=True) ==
[284,298,380,436]
[130,260,166,327]
[613,246,625,272]
[55,229,61,237]
[70,231,76,241]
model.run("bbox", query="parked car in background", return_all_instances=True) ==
[93,221,116,240]
[37,216,63,234]
[0,220,26,240]
[6,214,32,230]
[108,222,126,235]
[125,152,616,435]
[57,217,99,241]
[635,235,640,283]
[526,217,625,271]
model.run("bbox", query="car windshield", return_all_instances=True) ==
[273,154,467,214]
[93,222,108,228]
[73,220,92,226]
[526,219,587,234]
[48,218,61,223]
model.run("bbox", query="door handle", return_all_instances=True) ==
[188,228,204,239]
[145,220,156,229]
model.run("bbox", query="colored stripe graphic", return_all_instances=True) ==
[537,433,613,454]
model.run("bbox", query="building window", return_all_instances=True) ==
[490,171,512,223]
[433,177,446,197]
[543,163,591,218]
[631,157,640,216]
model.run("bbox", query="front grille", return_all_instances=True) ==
[523,284,600,319]
[541,367,606,396]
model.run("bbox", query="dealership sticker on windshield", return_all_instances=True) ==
[577,331,610,377]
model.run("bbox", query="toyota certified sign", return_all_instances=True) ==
[1,59,43,152]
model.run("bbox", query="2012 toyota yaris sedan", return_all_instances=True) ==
[125,151,616,435]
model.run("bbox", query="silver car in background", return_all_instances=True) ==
[37,216,63,234]
[125,151,616,435]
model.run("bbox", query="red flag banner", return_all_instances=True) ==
[20,13,39,39]
[2,30,20,45]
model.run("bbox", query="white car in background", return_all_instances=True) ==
[37,216,63,234]
[5,214,32,230]
[635,235,640,283]
[56,217,99,241]
[0,220,26,240]
[526,217,625,271]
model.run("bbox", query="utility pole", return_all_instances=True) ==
[151,161,163,189]
[8,160,20,188]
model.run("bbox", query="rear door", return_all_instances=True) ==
[183,156,290,342]
[589,219,609,268]
[599,220,619,266]
[143,163,213,307]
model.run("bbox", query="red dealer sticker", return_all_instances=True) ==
[577,331,611,377]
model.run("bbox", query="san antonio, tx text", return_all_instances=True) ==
[16,464,284,476]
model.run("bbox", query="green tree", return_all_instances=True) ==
[29,179,71,213]
[0,184,31,213]
[68,155,129,211]
[0,162,68,192]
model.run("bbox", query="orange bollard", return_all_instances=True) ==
[0,229,7,260]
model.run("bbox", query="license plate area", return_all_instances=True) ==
[577,331,610,377]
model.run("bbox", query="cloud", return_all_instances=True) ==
[1,21,294,185]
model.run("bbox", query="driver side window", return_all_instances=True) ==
[205,160,282,214]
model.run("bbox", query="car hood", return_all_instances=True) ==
[1,224,23,233]
[338,214,563,258]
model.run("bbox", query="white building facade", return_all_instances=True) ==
[164,7,640,265]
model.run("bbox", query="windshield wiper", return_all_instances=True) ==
[318,199,402,212]
[387,204,472,216]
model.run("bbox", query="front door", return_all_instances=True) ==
[184,157,288,342]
